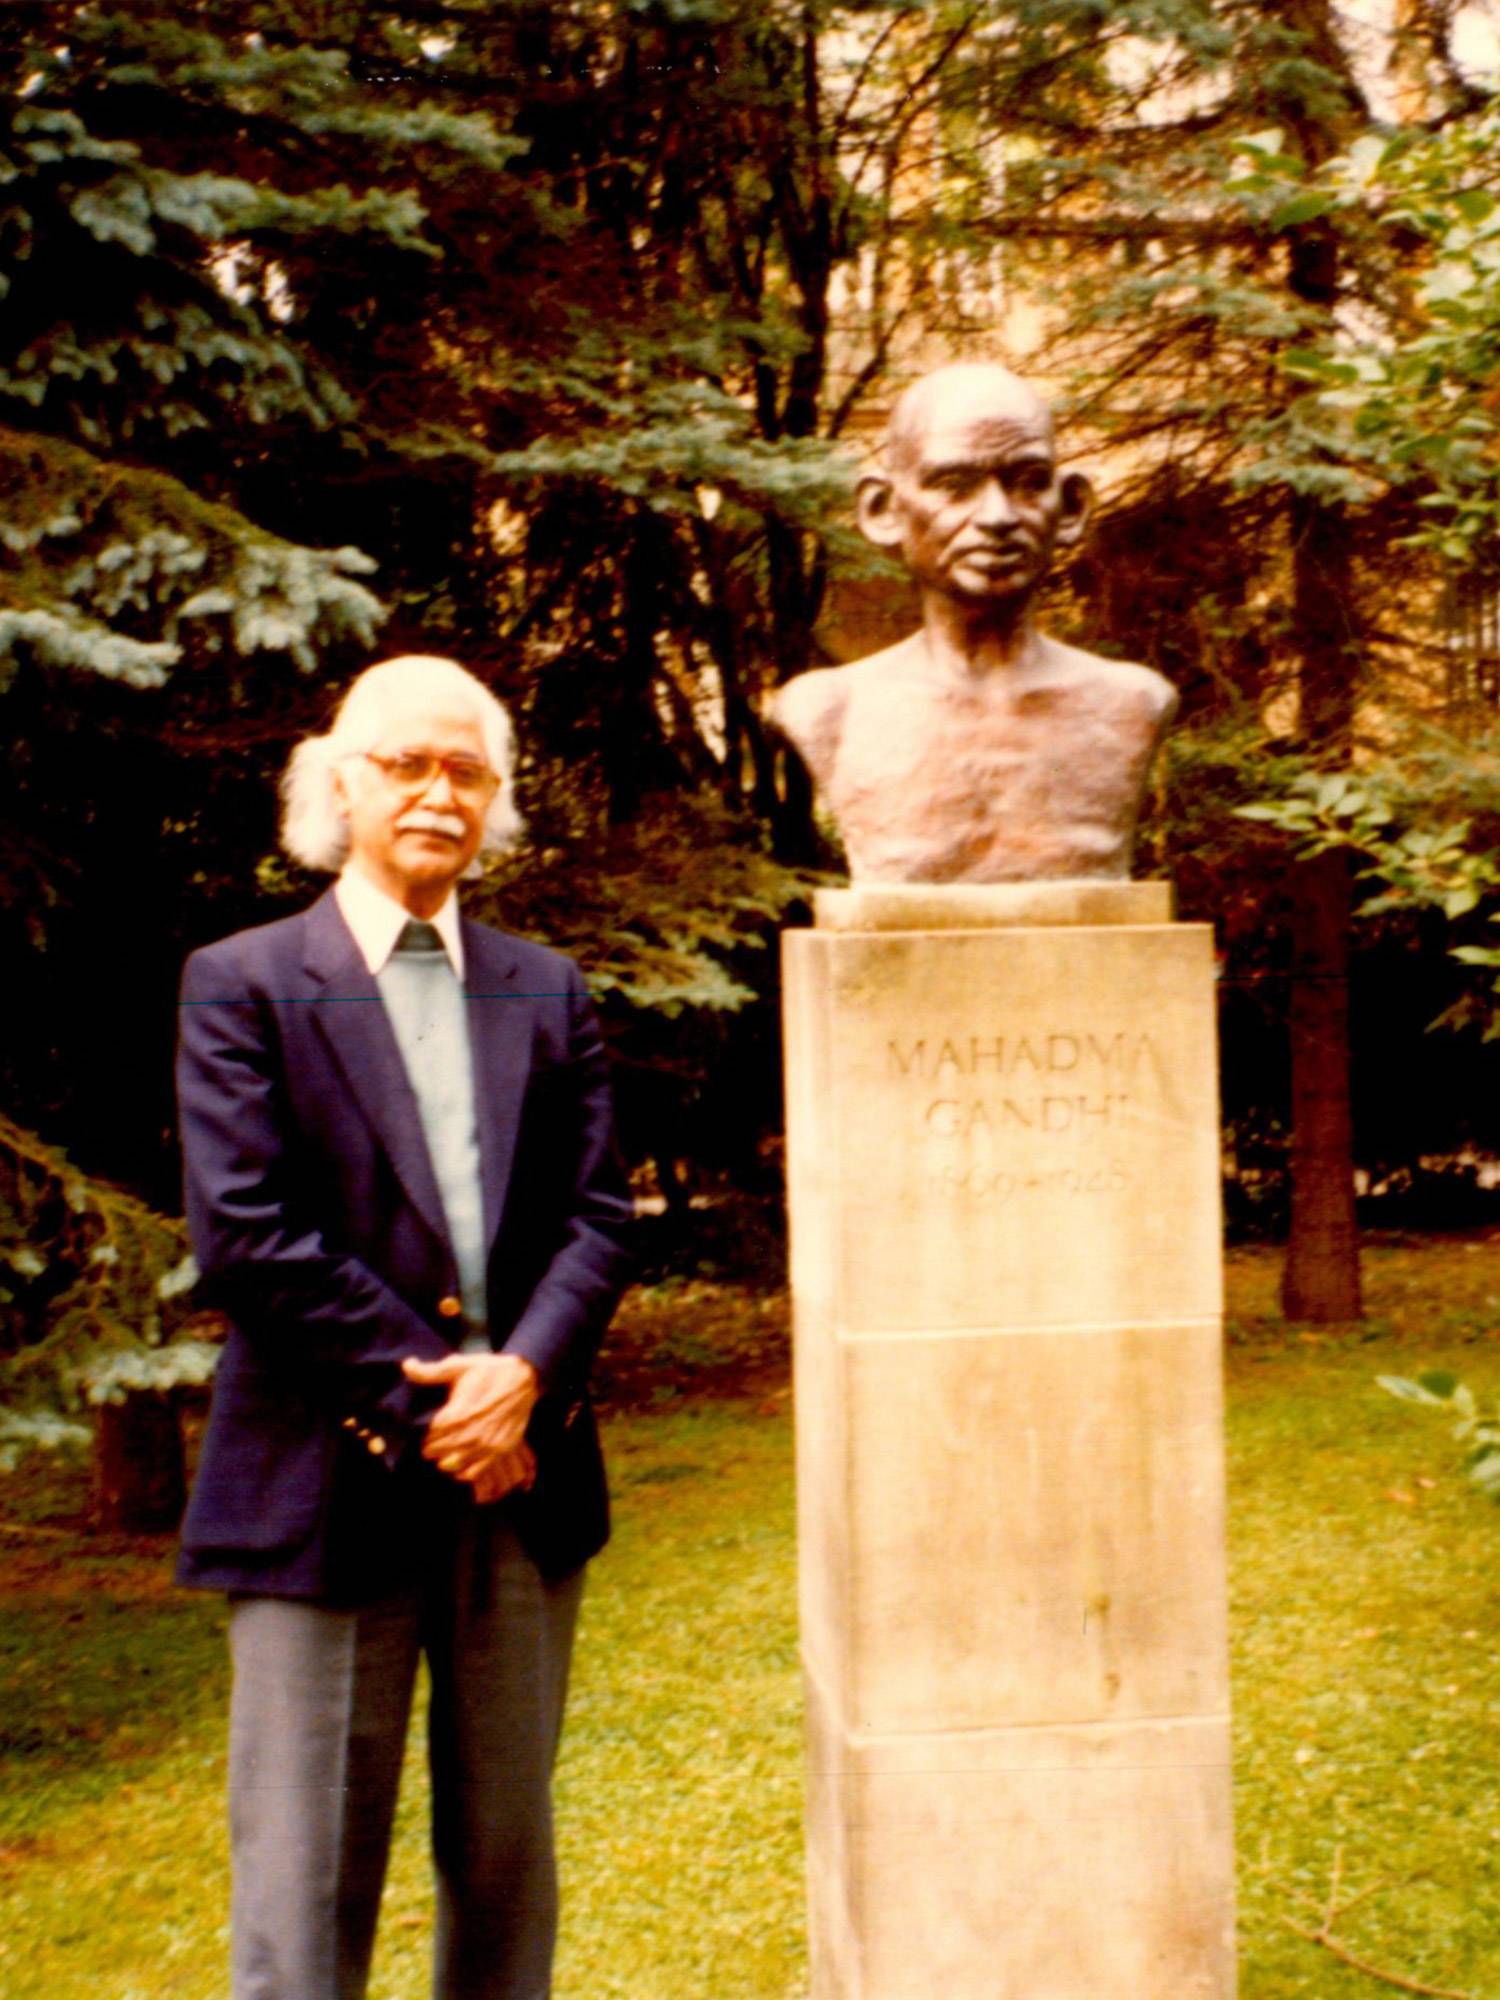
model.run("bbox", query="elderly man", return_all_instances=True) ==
[175,654,633,2000]
[772,362,1178,882]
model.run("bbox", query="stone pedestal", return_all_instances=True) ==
[782,882,1236,1999]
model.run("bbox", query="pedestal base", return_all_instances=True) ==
[783,882,1237,1998]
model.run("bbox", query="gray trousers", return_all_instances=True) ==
[227,1514,584,2000]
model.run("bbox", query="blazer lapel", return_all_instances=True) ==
[461,919,535,1250]
[299,890,451,1251]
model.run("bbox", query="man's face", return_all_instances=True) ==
[334,692,493,914]
[883,391,1070,606]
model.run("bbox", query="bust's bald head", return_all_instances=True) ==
[885,362,1053,474]
[856,360,1086,611]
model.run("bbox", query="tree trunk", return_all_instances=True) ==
[1279,86,1366,1318]
[1280,479,1365,1321]
[95,1391,186,1533]
[1281,847,1363,1319]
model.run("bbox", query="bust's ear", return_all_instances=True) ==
[1053,469,1093,550]
[855,469,906,550]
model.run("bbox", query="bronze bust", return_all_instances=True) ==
[772,363,1176,883]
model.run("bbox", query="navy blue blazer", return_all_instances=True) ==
[174,888,634,1602]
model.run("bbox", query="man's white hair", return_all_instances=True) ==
[281,654,524,874]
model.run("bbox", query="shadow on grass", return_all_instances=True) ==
[0,1512,225,1838]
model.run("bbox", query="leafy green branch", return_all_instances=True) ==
[1225,118,1500,562]
[1379,1370,1500,1508]
[1239,772,1500,921]
[1238,772,1500,1034]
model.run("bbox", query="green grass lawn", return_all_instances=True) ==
[2,1239,1499,1997]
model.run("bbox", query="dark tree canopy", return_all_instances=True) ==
[3,0,1500,1417]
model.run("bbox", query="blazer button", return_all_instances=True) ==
[367,1435,387,1456]
[437,1294,463,1319]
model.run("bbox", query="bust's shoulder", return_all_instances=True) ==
[771,663,851,736]
[770,663,854,780]
[1041,638,1179,721]
[773,640,922,727]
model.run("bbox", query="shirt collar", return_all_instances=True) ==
[335,864,465,979]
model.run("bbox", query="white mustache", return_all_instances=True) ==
[397,809,467,839]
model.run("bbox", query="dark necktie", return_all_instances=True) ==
[394,919,444,957]
[377,915,486,1340]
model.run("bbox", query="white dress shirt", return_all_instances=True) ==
[334,862,466,978]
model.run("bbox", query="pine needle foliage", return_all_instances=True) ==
[472,794,826,1016]
[0,1111,211,1467]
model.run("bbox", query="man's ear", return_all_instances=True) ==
[855,469,906,550]
[1053,469,1093,550]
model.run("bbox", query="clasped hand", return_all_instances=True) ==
[402,1352,540,1506]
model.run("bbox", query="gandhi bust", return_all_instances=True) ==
[771,363,1177,882]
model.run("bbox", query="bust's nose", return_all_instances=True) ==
[971,477,1017,527]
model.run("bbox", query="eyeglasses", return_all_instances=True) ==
[361,751,498,797]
